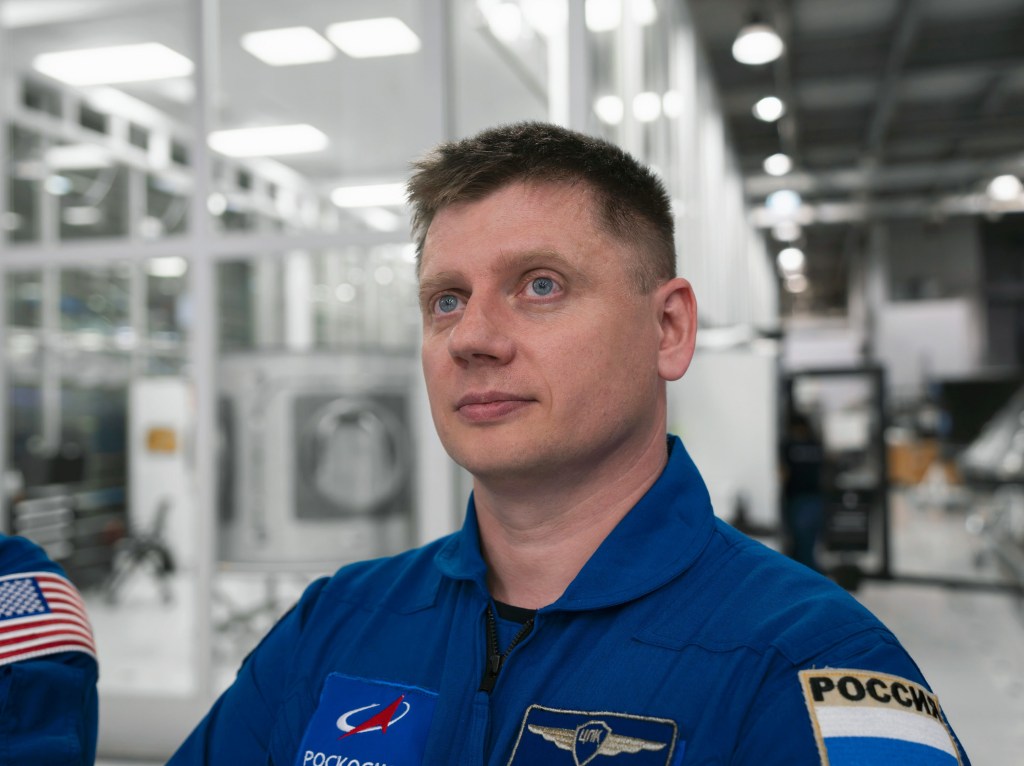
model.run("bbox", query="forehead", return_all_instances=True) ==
[419,181,610,272]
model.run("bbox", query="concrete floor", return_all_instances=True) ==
[853,485,1024,764]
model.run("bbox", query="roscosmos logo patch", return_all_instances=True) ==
[295,674,438,766]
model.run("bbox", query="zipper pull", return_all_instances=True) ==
[478,604,535,694]
[479,653,502,693]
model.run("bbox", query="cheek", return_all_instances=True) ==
[420,344,450,402]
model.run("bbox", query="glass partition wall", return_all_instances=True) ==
[0,0,772,758]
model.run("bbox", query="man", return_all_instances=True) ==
[780,411,826,572]
[0,533,99,765]
[170,123,969,765]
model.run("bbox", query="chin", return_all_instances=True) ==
[444,433,548,481]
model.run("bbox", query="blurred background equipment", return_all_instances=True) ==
[218,351,415,566]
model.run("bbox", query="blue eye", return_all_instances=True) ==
[531,277,555,296]
[436,294,460,313]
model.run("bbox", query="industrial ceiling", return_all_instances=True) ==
[687,0,1024,312]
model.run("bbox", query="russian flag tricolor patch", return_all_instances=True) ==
[799,669,962,765]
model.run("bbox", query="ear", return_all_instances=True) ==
[654,277,697,382]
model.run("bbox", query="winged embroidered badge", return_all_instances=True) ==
[528,720,667,766]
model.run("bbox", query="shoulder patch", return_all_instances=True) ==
[0,570,96,666]
[799,669,962,765]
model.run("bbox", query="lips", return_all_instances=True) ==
[455,391,534,422]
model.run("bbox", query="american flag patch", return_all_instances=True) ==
[0,570,97,667]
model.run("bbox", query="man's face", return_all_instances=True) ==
[418,181,670,484]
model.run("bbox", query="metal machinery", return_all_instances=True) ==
[784,367,891,587]
[959,385,1024,592]
[218,351,417,568]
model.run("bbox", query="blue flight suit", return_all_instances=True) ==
[0,534,99,766]
[170,437,969,765]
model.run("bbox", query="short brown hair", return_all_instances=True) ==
[407,122,676,293]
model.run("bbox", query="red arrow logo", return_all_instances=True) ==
[339,694,406,739]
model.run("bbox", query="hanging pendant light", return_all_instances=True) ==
[732,15,785,65]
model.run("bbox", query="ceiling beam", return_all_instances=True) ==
[762,0,800,162]
[745,153,1024,198]
[864,0,924,159]
[721,59,1024,115]
[752,191,1024,227]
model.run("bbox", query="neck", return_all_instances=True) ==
[473,430,669,610]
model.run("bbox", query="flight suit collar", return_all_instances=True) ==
[433,435,716,610]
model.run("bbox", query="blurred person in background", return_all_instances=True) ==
[781,411,826,572]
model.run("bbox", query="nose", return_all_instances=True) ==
[447,294,514,366]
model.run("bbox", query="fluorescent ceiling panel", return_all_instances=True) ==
[147,256,189,278]
[34,42,193,86]
[326,17,421,58]
[62,206,103,226]
[355,207,403,232]
[585,0,621,32]
[208,124,329,158]
[585,0,656,31]
[46,144,112,170]
[331,183,407,208]
[241,26,336,66]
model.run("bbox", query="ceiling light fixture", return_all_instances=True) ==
[777,247,805,273]
[484,2,524,43]
[585,0,621,32]
[633,92,662,123]
[987,174,1023,202]
[45,144,112,170]
[208,124,329,157]
[766,189,801,215]
[633,0,658,26]
[207,193,228,216]
[763,152,792,176]
[585,0,656,31]
[326,17,421,58]
[662,91,683,119]
[752,95,785,122]
[34,43,193,86]
[147,256,189,278]
[241,26,336,66]
[62,206,103,226]
[356,207,403,232]
[521,0,567,36]
[330,182,407,208]
[594,95,624,125]
[732,16,784,66]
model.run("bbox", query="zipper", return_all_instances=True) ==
[478,604,534,693]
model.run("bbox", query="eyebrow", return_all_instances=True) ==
[418,271,463,308]
[418,248,592,307]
